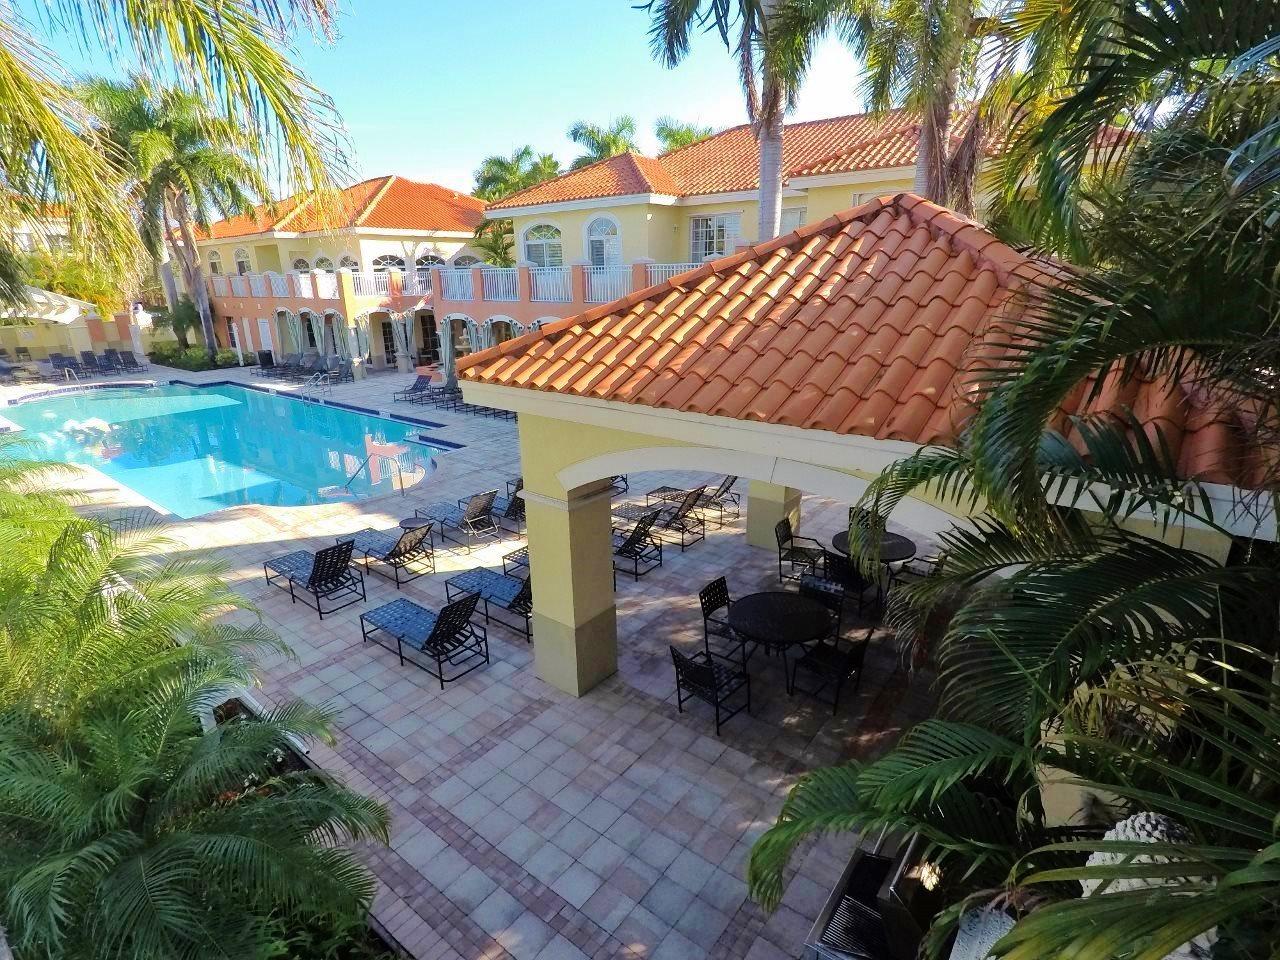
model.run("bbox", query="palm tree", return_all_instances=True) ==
[655,116,714,152]
[79,79,270,364]
[746,32,1280,959]
[567,116,639,169]
[471,221,515,267]
[0,0,344,310]
[645,1,817,240]
[473,146,562,202]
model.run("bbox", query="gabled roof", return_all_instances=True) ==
[204,176,485,239]
[460,194,1257,488]
[488,111,919,211]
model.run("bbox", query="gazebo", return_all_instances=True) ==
[457,194,1257,697]
[0,286,136,361]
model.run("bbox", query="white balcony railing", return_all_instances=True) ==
[530,266,571,302]
[268,272,289,296]
[229,274,248,296]
[314,272,339,299]
[402,268,431,296]
[351,270,376,296]
[210,275,230,297]
[481,267,518,301]
[440,268,474,301]
[294,271,314,297]
[585,265,631,304]
[647,262,702,286]
[248,273,267,296]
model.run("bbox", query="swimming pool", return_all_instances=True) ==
[3,383,446,518]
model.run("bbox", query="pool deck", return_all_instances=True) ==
[0,365,937,960]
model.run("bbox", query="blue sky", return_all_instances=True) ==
[35,0,870,194]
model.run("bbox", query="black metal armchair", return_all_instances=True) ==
[263,540,366,619]
[789,631,871,715]
[775,518,825,581]
[671,646,751,735]
[699,576,748,668]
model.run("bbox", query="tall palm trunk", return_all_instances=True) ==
[169,191,217,362]
[915,80,955,204]
[157,246,179,313]
[753,0,785,243]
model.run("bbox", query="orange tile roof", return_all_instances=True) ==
[489,111,918,210]
[460,194,1258,488]
[204,176,484,239]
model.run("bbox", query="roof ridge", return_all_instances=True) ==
[353,175,396,227]
[270,192,314,231]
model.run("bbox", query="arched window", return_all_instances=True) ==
[291,257,310,271]
[339,254,358,269]
[207,251,223,275]
[452,255,481,268]
[314,256,335,272]
[416,254,446,268]
[585,217,620,266]
[522,225,562,268]
[234,247,251,275]
[371,254,405,273]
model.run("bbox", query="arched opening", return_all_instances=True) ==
[417,310,439,365]
[372,254,405,273]
[338,254,358,270]
[233,248,251,275]
[291,257,310,271]
[585,215,621,266]
[207,250,223,275]
[452,254,481,268]
[522,224,563,268]
[314,256,335,273]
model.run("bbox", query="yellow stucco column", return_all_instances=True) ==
[745,480,803,549]
[525,481,619,697]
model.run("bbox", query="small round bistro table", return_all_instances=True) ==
[831,529,917,564]
[727,591,832,657]
[399,516,432,532]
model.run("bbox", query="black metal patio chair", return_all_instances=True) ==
[699,576,748,670]
[416,489,499,550]
[394,374,434,402]
[119,350,149,372]
[101,349,126,374]
[671,645,751,736]
[775,518,825,582]
[445,567,532,642]
[263,539,366,619]
[614,485,706,552]
[613,510,663,587]
[789,630,871,715]
[265,352,300,378]
[647,475,741,528]
[360,594,488,689]
[338,522,435,587]
[800,573,845,642]
[817,550,880,616]
[78,351,107,376]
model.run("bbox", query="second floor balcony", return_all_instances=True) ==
[208,267,432,306]
[433,260,705,315]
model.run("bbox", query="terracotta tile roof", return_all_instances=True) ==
[488,111,917,210]
[204,176,484,239]
[460,193,1257,489]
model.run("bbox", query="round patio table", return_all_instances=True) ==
[399,516,432,531]
[831,529,917,564]
[727,591,832,656]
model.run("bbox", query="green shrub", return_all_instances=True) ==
[147,345,257,371]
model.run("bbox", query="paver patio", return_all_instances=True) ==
[0,366,937,959]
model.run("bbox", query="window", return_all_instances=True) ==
[207,251,223,275]
[585,217,620,266]
[851,192,869,207]
[689,213,741,261]
[234,247,251,275]
[314,256,334,272]
[339,254,358,269]
[416,254,446,268]
[291,257,310,271]
[522,224,563,268]
[371,254,405,273]
[780,207,807,233]
[452,255,480,268]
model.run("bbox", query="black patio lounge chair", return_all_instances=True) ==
[394,374,434,402]
[263,539,366,619]
[445,567,532,642]
[252,350,274,375]
[789,630,871,715]
[614,485,706,551]
[119,350,149,372]
[671,645,751,736]
[360,594,488,689]
[287,353,324,381]
[79,351,110,376]
[775,518,825,582]
[699,576,748,669]
[647,475,741,528]
[101,349,127,374]
[502,545,529,577]
[613,510,663,586]
[483,479,525,533]
[265,353,300,379]
[415,489,499,550]
[338,522,435,587]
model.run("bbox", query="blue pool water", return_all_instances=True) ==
[4,384,444,518]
